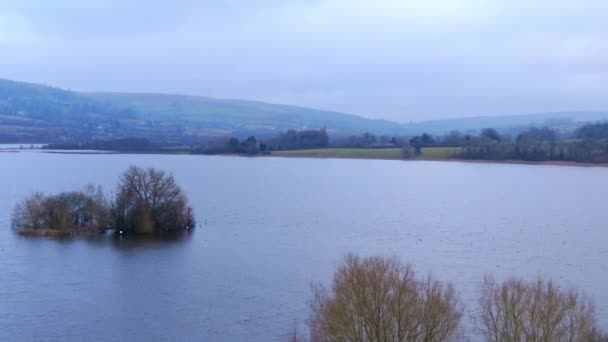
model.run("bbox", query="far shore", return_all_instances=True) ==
[268,148,608,168]
[7,146,608,168]
[423,158,608,168]
[270,153,608,168]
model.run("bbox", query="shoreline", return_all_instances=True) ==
[8,147,608,168]
[16,228,93,238]
[265,153,608,168]
[420,158,608,168]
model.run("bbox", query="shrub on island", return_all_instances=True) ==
[11,185,108,237]
[11,166,194,237]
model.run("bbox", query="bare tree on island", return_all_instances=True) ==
[11,185,109,236]
[110,166,195,234]
[12,167,195,236]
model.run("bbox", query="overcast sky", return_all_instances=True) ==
[1,0,606,122]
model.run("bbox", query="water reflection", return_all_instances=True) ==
[14,229,196,250]
[108,230,196,250]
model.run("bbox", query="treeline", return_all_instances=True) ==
[270,129,329,150]
[330,132,404,148]
[268,129,402,150]
[197,129,408,155]
[11,166,194,237]
[578,122,608,140]
[403,122,608,163]
[195,136,271,155]
[196,129,329,155]
[457,139,608,163]
[296,254,608,342]
[44,129,401,155]
[455,123,608,163]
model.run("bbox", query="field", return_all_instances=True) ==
[417,147,462,159]
[271,147,461,160]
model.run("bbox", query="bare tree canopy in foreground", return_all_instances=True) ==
[309,254,463,342]
[479,275,607,342]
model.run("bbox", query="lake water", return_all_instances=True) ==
[1,152,607,341]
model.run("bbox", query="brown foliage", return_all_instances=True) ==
[309,254,463,342]
[11,185,109,234]
[110,166,194,234]
[479,275,606,342]
[12,166,195,237]
[12,192,46,231]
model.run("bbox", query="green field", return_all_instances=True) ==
[417,147,462,159]
[272,147,461,160]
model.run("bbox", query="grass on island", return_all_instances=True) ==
[272,147,461,160]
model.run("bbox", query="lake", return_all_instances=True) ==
[1,152,607,341]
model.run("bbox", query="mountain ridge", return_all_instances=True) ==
[0,78,406,142]
[0,78,607,143]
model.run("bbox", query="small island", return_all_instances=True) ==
[11,166,195,237]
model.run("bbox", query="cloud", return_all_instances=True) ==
[0,0,606,121]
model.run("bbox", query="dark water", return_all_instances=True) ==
[1,152,607,341]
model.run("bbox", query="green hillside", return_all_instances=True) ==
[0,78,405,143]
[0,78,606,144]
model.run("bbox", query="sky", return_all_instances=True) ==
[0,0,606,122]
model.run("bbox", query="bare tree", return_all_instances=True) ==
[12,166,194,236]
[479,275,606,342]
[11,192,46,231]
[80,184,110,229]
[11,185,109,234]
[309,254,463,342]
[110,166,194,234]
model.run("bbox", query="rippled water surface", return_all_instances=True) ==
[1,152,607,341]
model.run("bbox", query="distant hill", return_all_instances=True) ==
[401,112,608,136]
[0,78,405,143]
[0,78,606,143]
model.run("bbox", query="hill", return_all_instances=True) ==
[0,78,404,143]
[402,112,608,135]
[0,78,606,143]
